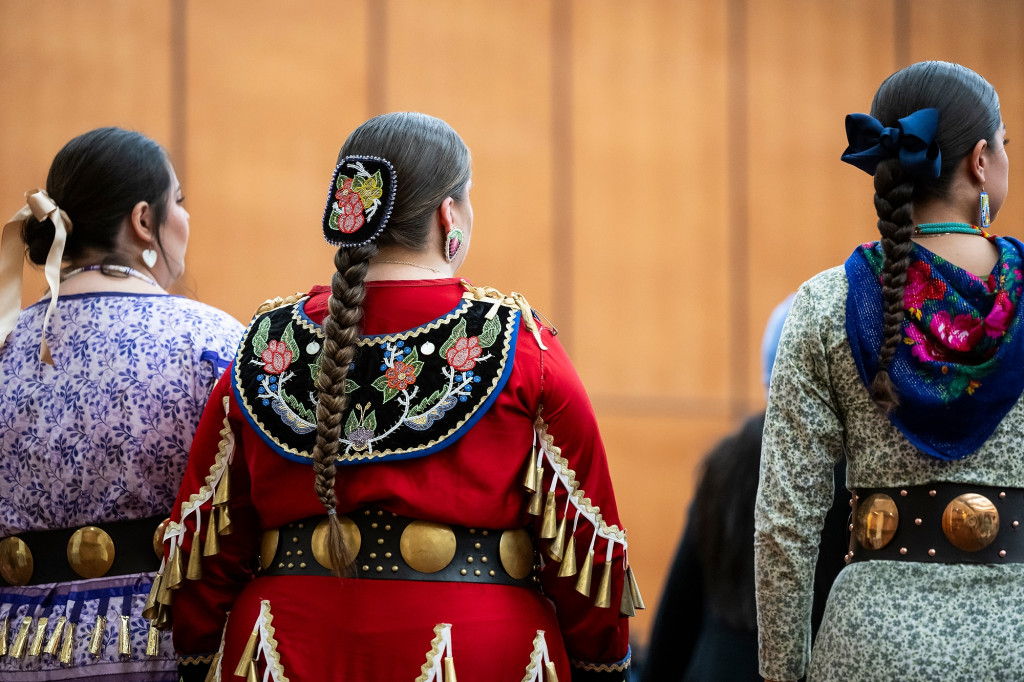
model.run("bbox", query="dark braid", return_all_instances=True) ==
[869,157,915,412]
[311,242,378,575]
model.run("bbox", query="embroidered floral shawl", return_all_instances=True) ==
[845,235,1024,460]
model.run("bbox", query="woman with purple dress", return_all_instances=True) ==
[0,127,243,680]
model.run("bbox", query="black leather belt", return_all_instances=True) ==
[259,508,540,589]
[0,515,165,587]
[849,482,1024,564]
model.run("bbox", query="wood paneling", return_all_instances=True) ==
[570,0,732,407]
[0,0,174,306]
[744,0,895,405]
[183,0,372,321]
[384,1,557,317]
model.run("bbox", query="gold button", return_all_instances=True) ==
[489,570,495,577]
[287,562,294,569]
[467,556,474,563]
[300,562,307,568]
[370,552,377,559]
[292,537,298,543]
[376,566,383,573]
[372,522,378,529]
[392,566,399,572]
[460,569,467,575]
[297,550,303,556]
[399,521,456,574]
[362,565,370,571]
[377,510,384,516]
[481,530,489,536]
[0,537,33,586]
[286,551,292,557]
[384,525,391,531]
[474,542,481,550]
[481,556,488,563]
[364,510,371,516]
[278,562,285,568]
[298,523,304,529]
[67,527,115,579]
[474,570,481,576]
[312,516,360,570]
[377,538,384,545]
[385,552,392,558]
[942,493,999,551]
[854,494,898,550]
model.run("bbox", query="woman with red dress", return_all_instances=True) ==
[155,112,638,681]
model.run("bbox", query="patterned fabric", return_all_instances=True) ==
[755,266,1024,681]
[232,295,519,464]
[0,292,243,680]
[845,236,1024,459]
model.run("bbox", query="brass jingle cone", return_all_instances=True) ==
[218,505,233,536]
[118,615,131,656]
[146,624,161,657]
[620,578,636,617]
[213,466,231,506]
[246,660,259,682]
[28,616,47,656]
[203,652,223,682]
[545,661,560,682]
[156,576,175,606]
[186,531,203,581]
[540,492,558,539]
[574,549,595,597]
[44,616,66,656]
[547,515,568,562]
[204,520,221,556]
[444,655,458,681]
[142,573,162,619]
[59,621,77,665]
[88,615,107,657]
[165,547,185,590]
[594,560,613,608]
[522,451,540,493]
[627,566,646,610]
[11,616,32,659]
[557,535,577,578]
[154,604,172,631]
[528,482,544,516]
[0,615,8,656]
[234,626,260,677]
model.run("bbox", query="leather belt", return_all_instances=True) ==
[259,508,540,589]
[0,515,166,586]
[848,482,1024,564]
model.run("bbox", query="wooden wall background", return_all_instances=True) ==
[3,0,1023,652]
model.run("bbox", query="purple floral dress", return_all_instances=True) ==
[0,293,243,680]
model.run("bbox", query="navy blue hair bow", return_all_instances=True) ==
[840,108,942,180]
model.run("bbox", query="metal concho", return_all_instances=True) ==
[855,493,899,550]
[67,526,115,579]
[311,516,361,570]
[499,529,534,579]
[399,521,456,574]
[152,518,171,558]
[0,537,34,586]
[942,493,999,551]
[259,529,280,571]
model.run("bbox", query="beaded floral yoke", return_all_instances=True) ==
[233,293,520,465]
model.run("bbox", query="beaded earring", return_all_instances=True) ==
[445,227,464,263]
[980,187,991,229]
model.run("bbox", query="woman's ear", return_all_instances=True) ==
[436,196,456,233]
[968,138,990,185]
[128,200,155,244]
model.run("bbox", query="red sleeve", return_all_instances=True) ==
[525,325,634,677]
[159,370,261,658]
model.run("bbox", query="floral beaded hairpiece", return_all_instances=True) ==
[321,155,398,247]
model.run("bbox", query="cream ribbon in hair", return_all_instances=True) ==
[0,189,73,364]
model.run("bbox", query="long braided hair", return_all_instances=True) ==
[311,113,472,575]
[865,61,1000,411]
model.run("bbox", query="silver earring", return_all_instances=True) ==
[142,248,158,268]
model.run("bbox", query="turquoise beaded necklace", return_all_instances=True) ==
[915,221,987,236]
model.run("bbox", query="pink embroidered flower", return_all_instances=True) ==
[903,261,946,311]
[385,361,416,390]
[446,336,482,371]
[983,291,1015,338]
[261,340,293,375]
[930,311,984,352]
[334,179,365,233]
[905,325,949,363]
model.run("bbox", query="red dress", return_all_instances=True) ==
[157,279,636,681]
